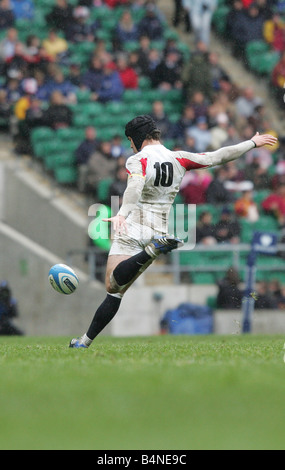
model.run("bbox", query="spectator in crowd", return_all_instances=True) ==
[33,68,53,102]
[263,12,285,52]
[268,279,283,305]
[65,6,98,43]
[44,90,73,129]
[87,140,117,196]
[172,104,196,142]
[0,281,23,336]
[245,144,273,173]
[0,0,15,30]
[234,189,260,222]
[42,28,69,62]
[182,134,196,152]
[189,90,209,119]
[0,89,11,125]
[254,281,278,309]
[163,37,184,67]
[113,10,139,49]
[183,0,218,46]
[105,0,130,8]
[110,134,127,159]
[94,61,124,103]
[66,61,82,87]
[196,211,216,245]
[235,86,263,119]
[81,55,104,94]
[243,152,271,189]
[206,167,234,204]
[272,50,285,103]
[4,41,29,81]
[210,112,230,150]
[24,96,45,130]
[10,0,34,20]
[230,3,266,57]
[116,53,138,89]
[182,43,213,100]
[214,207,241,243]
[45,0,74,33]
[0,27,19,61]
[172,0,191,31]
[262,184,285,226]
[142,47,162,83]
[75,126,101,193]
[136,35,151,75]
[226,0,245,44]
[181,168,213,204]
[49,68,77,103]
[208,51,229,92]
[14,77,37,121]
[216,267,243,309]
[149,100,173,140]
[4,77,21,105]
[13,77,41,152]
[108,163,128,206]
[151,50,183,90]
[186,116,212,153]
[138,3,164,40]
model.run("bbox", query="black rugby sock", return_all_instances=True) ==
[86,294,122,340]
[112,250,151,287]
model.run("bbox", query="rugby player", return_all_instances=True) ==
[70,115,277,348]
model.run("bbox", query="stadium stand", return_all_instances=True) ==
[1,0,285,287]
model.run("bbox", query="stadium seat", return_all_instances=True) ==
[213,6,230,35]
[76,89,92,103]
[246,40,270,57]
[44,153,76,171]
[123,89,142,103]
[54,166,77,185]
[31,127,54,144]
[191,272,216,284]
[97,178,113,203]
[138,76,152,90]
[105,101,128,115]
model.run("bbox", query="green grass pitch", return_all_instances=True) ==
[0,334,285,450]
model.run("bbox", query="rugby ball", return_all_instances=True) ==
[48,264,79,295]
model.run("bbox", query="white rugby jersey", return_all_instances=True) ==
[119,141,255,227]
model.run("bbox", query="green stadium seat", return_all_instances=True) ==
[54,166,78,185]
[138,76,152,90]
[44,153,76,171]
[97,178,113,203]
[105,101,128,115]
[253,190,271,205]
[123,89,142,103]
[56,127,85,142]
[73,114,92,128]
[76,89,92,103]
[31,127,54,144]
[207,296,217,309]
[191,272,216,284]
[131,101,152,114]
[213,6,231,35]
[246,40,270,57]
[254,51,280,75]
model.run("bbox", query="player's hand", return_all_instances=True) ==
[103,215,128,235]
[251,132,278,148]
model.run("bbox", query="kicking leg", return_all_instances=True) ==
[69,236,183,348]
[69,252,154,348]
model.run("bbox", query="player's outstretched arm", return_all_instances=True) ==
[176,132,278,170]
[251,132,278,148]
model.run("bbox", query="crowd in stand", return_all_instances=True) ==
[0,1,284,240]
